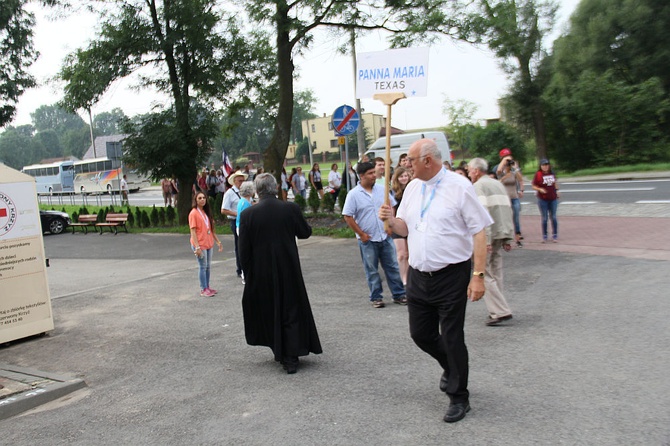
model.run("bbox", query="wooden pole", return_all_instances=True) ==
[373,92,405,229]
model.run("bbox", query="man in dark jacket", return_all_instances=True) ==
[239,173,322,374]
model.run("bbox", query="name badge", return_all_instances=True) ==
[415,221,427,233]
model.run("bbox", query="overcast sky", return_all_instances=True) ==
[11,0,581,131]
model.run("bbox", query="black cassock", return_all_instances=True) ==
[239,196,322,362]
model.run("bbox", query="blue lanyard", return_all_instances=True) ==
[420,178,442,220]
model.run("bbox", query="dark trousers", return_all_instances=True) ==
[229,219,241,275]
[406,260,471,404]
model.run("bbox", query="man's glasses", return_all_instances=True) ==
[406,155,427,164]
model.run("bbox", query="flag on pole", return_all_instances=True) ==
[222,148,233,177]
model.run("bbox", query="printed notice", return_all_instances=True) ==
[0,238,43,280]
[0,166,54,343]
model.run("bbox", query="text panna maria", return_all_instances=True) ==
[358,65,426,89]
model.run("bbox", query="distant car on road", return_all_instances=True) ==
[40,210,71,235]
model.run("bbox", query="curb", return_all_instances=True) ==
[0,363,87,420]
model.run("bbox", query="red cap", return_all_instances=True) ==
[499,148,512,157]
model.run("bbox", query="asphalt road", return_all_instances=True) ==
[37,173,670,209]
[1,214,669,445]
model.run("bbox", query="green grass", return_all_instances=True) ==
[561,162,670,177]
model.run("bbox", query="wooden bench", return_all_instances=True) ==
[96,213,129,235]
[70,214,99,234]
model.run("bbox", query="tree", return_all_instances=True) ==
[291,89,318,144]
[544,71,670,170]
[58,0,272,224]
[0,126,45,168]
[0,1,61,127]
[442,96,478,158]
[554,0,670,95]
[466,0,558,162]
[470,121,527,168]
[94,108,128,135]
[246,0,465,185]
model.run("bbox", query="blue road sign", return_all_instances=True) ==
[331,105,360,136]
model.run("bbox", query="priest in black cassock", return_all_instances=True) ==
[239,173,322,374]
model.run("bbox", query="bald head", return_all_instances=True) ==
[407,138,443,180]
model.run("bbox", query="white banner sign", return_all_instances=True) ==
[356,47,430,99]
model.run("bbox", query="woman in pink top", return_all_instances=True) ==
[189,191,223,297]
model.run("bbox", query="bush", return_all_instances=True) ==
[338,188,348,211]
[150,205,159,227]
[72,211,79,223]
[294,194,307,213]
[166,205,176,226]
[127,207,135,228]
[135,207,143,228]
[322,191,336,212]
[97,209,104,223]
[158,207,166,226]
[141,210,150,228]
[307,185,321,213]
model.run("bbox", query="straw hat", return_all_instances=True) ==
[228,170,248,185]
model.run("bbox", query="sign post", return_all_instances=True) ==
[332,105,360,193]
[355,47,430,212]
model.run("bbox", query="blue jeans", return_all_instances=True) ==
[537,199,558,240]
[510,198,521,235]
[358,237,406,301]
[193,245,212,290]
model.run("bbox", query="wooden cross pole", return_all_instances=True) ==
[373,92,406,228]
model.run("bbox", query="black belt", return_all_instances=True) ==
[415,260,468,278]
[416,265,450,278]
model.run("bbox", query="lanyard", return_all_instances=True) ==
[197,208,210,230]
[420,178,442,220]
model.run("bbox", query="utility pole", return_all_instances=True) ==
[88,108,96,158]
[350,30,366,161]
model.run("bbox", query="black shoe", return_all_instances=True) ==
[443,402,470,423]
[393,296,407,305]
[486,314,513,326]
[281,357,299,374]
[439,371,448,393]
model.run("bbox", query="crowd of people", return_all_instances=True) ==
[182,147,559,423]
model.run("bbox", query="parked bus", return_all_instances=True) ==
[22,160,75,195]
[73,157,151,194]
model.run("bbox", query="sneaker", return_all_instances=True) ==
[371,300,385,308]
[516,241,523,248]
[393,296,408,305]
[552,237,558,243]
[206,287,218,294]
[200,289,215,297]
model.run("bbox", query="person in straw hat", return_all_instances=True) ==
[221,170,248,282]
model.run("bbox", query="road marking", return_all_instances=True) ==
[557,188,654,193]
[520,201,599,205]
[561,179,670,185]
[636,200,670,204]
[560,201,599,205]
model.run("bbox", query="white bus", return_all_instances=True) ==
[73,157,151,194]
[22,161,75,195]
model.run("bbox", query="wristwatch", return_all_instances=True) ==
[472,271,484,278]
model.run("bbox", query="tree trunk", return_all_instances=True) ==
[263,3,294,198]
[532,101,548,161]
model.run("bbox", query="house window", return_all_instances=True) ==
[330,139,338,148]
[328,122,333,130]
[311,124,316,133]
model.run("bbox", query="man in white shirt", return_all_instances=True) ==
[120,174,129,206]
[379,139,492,423]
[222,170,248,281]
